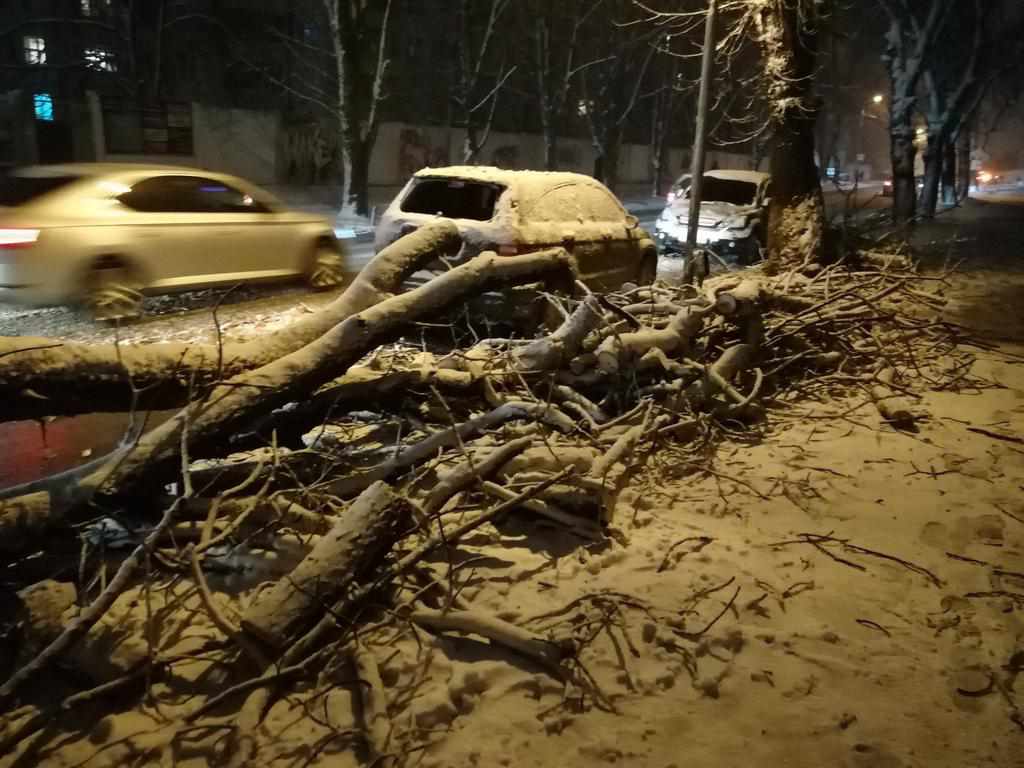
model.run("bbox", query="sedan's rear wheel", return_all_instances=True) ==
[307,242,346,289]
[84,260,143,322]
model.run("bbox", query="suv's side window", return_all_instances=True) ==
[528,184,583,223]
[582,186,627,221]
[120,176,269,213]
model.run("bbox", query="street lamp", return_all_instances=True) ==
[855,95,885,183]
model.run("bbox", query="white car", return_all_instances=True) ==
[375,166,658,291]
[655,169,771,265]
[0,163,343,319]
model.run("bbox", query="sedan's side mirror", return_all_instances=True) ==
[625,214,640,230]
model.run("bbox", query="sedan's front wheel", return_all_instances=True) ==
[83,260,143,322]
[307,242,346,290]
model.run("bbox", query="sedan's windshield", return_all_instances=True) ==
[401,178,502,221]
[0,174,82,206]
[691,176,758,206]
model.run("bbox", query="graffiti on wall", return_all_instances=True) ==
[284,121,335,182]
[399,127,449,177]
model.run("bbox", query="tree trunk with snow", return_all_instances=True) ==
[753,0,825,267]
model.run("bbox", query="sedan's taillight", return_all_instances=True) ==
[0,229,40,249]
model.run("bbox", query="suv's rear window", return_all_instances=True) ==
[401,179,501,221]
[696,177,757,205]
[0,174,81,206]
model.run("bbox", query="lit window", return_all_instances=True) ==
[34,93,54,122]
[84,47,116,72]
[24,36,47,65]
[80,0,111,16]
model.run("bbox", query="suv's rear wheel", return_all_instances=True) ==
[637,251,658,285]
[307,241,346,289]
[83,258,143,321]
[740,236,762,266]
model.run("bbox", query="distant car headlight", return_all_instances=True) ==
[978,171,993,183]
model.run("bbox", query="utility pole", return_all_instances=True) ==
[685,0,717,251]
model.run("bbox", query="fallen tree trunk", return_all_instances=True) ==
[408,608,570,672]
[327,401,574,499]
[871,367,917,429]
[0,249,575,550]
[0,221,461,402]
[241,482,413,650]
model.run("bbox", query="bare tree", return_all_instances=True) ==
[919,0,1024,214]
[451,0,515,164]
[916,0,984,217]
[580,1,658,193]
[647,35,686,196]
[877,0,954,223]
[522,0,605,170]
[322,0,393,217]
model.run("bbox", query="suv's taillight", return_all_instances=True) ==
[0,229,40,249]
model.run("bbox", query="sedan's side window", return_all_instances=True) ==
[119,176,269,213]
[118,176,191,212]
[191,178,270,213]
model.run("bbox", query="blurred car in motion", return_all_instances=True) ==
[0,163,343,319]
[654,169,770,265]
[375,166,658,290]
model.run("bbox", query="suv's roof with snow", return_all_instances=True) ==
[413,165,602,189]
[703,169,770,184]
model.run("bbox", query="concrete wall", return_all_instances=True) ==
[193,104,280,184]
[89,98,280,185]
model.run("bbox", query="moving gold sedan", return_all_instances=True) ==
[0,163,344,319]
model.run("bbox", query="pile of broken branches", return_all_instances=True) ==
[0,225,981,764]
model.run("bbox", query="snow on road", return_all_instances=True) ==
[0,241,377,346]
